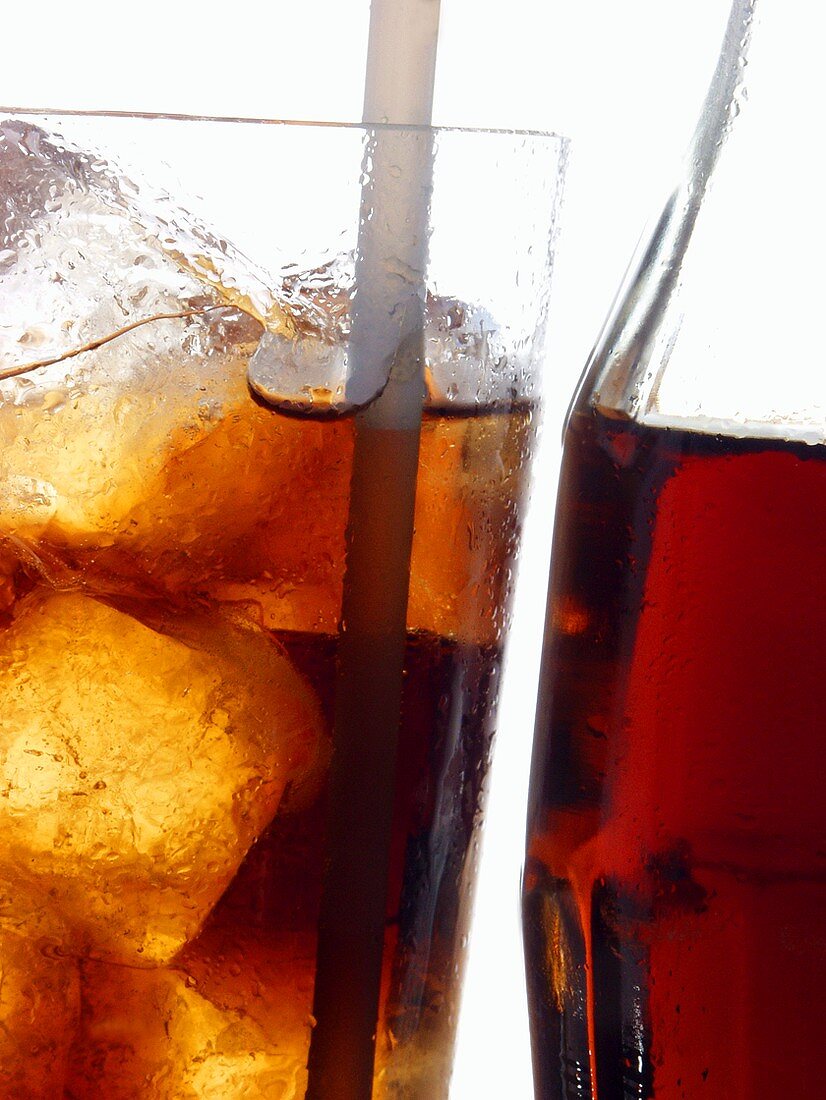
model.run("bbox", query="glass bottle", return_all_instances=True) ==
[523,1,826,1096]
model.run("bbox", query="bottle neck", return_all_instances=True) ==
[573,1,826,443]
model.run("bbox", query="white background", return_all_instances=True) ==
[0,3,731,1095]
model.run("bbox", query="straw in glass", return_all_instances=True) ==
[305,2,441,1097]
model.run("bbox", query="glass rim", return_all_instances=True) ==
[0,104,568,144]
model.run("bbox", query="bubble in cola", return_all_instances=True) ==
[0,118,536,1096]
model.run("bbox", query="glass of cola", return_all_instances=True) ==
[0,111,566,1098]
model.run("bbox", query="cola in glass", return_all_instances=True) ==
[0,114,565,1098]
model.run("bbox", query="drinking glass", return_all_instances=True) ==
[524,1,826,1095]
[0,110,566,1098]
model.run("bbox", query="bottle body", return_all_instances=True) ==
[525,407,826,1098]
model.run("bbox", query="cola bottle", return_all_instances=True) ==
[524,2,826,1096]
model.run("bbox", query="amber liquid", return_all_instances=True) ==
[212,629,502,1098]
[524,409,826,1099]
[0,401,532,1098]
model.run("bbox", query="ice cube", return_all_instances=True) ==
[0,118,288,377]
[247,256,527,416]
[0,590,325,966]
[0,881,80,1097]
[66,926,314,1099]
[0,119,302,580]
[247,256,353,416]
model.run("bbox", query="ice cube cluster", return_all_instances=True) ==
[0,119,326,1095]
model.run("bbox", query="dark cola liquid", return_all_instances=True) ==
[524,408,826,1099]
[210,630,501,1094]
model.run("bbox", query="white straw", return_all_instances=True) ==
[344,0,442,416]
[363,0,441,125]
[306,4,442,1098]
